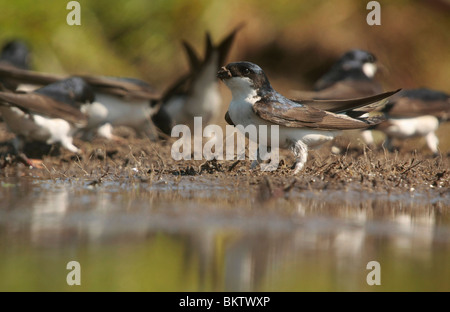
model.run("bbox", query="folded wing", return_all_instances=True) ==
[0,91,87,126]
[252,89,400,130]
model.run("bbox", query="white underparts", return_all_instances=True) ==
[362,115,440,153]
[165,52,222,128]
[362,63,377,78]
[0,106,80,153]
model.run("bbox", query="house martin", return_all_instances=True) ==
[218,61,400,173]
[0,66,161,141]
[362,88,450,155]
[0,77,93,166]
[152,27,240,135]
[291,49,383,100]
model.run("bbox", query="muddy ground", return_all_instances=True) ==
[0,122,448,199]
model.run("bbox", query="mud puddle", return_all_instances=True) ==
[0,175,449,291]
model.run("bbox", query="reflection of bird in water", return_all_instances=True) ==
[176,228,294,291]
[30,188,70,247]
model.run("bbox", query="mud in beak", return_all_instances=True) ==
[217,66,232,80]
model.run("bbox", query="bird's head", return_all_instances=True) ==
[338,49,378,78]
[217,61,272,98]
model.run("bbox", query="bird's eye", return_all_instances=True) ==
[243,68,251,75]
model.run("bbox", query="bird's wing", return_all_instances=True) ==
[292,89,400,118]
[0,64,64,86]
[182,41,201,72]
[0,65,160,101]
[252,91,401,130]
[160,73,193,104]
[216,24,243,68]
[383,97,450,119]
[291,80,384,100]
[162,26,242,104]
[78,75,159,101]
[0,91,87,126]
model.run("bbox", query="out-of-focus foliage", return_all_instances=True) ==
[1,0,449,92]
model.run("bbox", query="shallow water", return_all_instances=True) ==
[0,176,449,291]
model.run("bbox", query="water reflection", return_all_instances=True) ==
[0,177,449,291]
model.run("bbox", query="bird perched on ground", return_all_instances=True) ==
[0,65,161,141]
[291,49,383,100]
[218,61,399,174]
[361,88,450,155]
[290,49,385,152]
[0,77,94,167]
[152,27,240,135]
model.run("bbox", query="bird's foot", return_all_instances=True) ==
[17,153,44,168]
[292,161,305,175]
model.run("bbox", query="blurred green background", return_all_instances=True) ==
[1,0,449,92]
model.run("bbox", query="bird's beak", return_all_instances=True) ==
[217,67,232,80]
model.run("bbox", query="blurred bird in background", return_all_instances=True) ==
[152,27,241,135]
[361,88,450,155]
[294,49,450,155]
[291,49,383,100]
[290,49,387,153]
[0,63,162,141]
[0,28,241,142]
[0,77,93,167]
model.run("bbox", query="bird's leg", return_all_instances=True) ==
[138,119,159,141]
[60,137,82,155]
[11,136,42,168]
[425,131,439,156]
[290,140,308,174]
[250,146,273,170]
[11,137,29,166]
[259,146,279,172]
[16,151,33,167]
[361,130,375,147]
[97,123,126,143]
[250,147,262,169]
[383,136,395,153]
